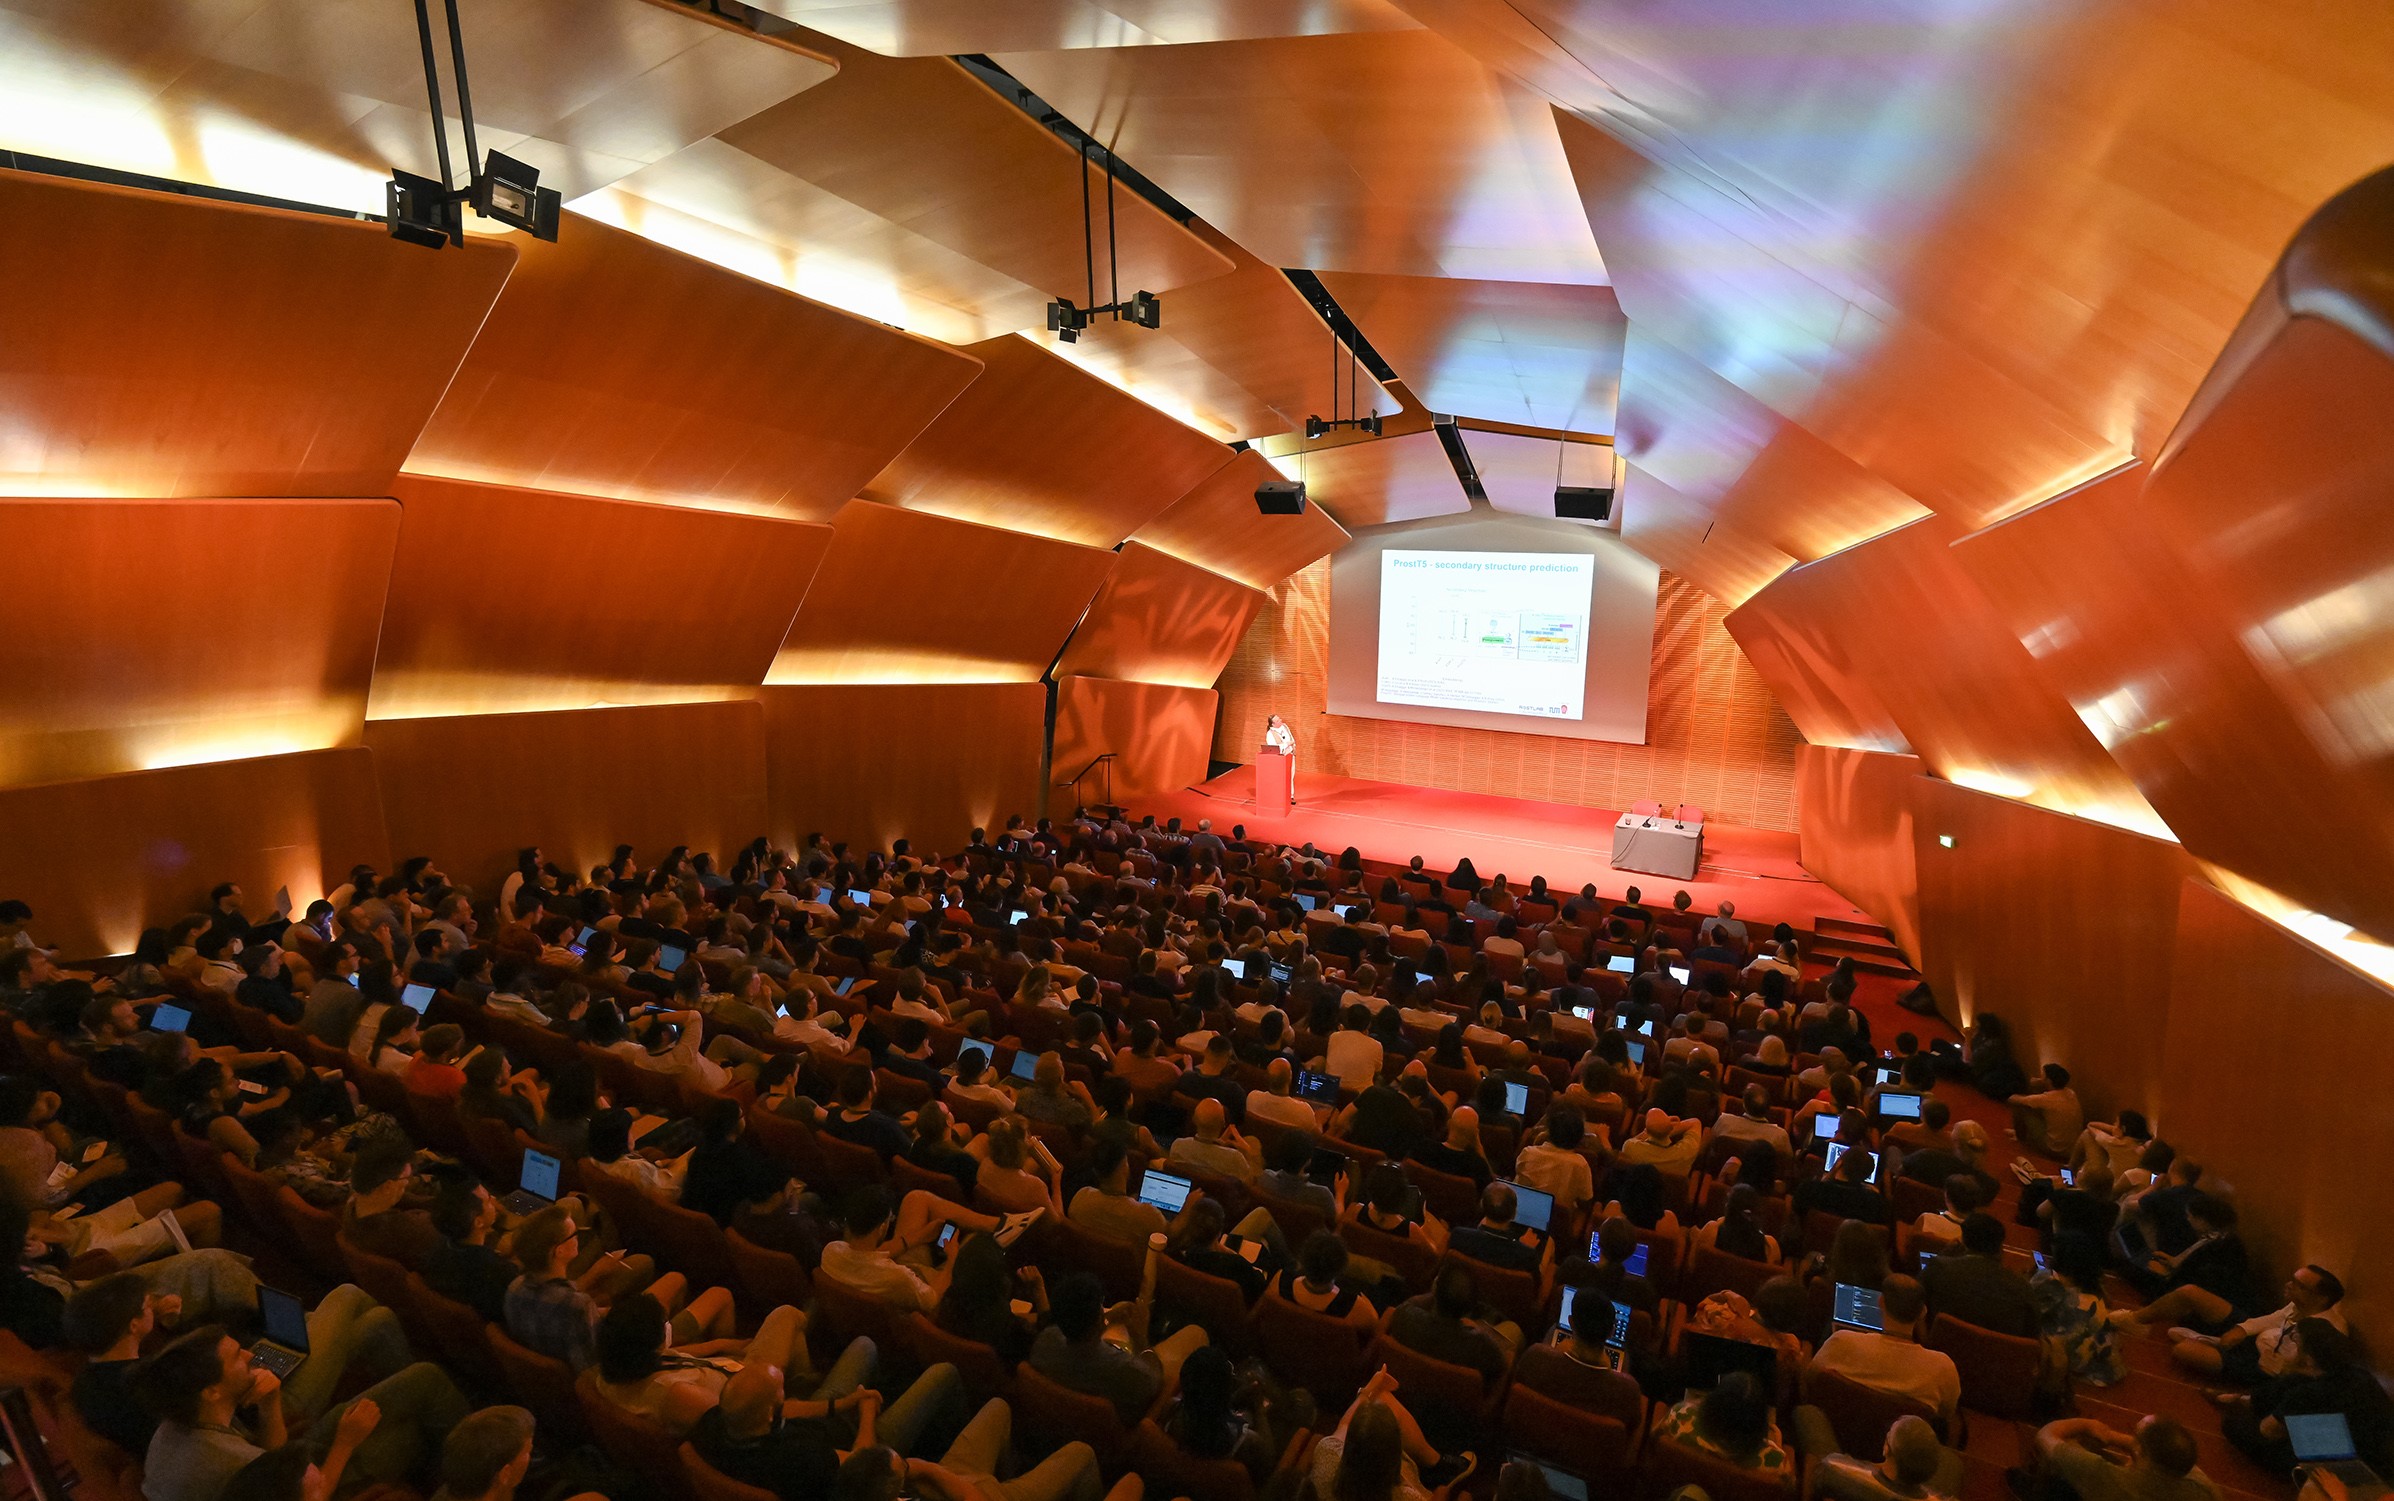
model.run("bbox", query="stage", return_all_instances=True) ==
[1126,766,1880,938]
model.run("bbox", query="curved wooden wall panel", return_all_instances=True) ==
[0,499,398,789]
[371,476,830,720]
[859,335,1235,547]
[365,702,767,898]
[769,502,1115,684]
[1792,746,1925,965]
[0,749,388,961]
[1132,450,1352,590]
[758,683,1046,856]
[0,171,514,499]
[1617,463,1795,609]
[1053,543,1264,689]
[1731,517,2164,836]
[1050,676,1218,817]
[406,214,982,519]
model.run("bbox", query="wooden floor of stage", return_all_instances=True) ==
[1125,766,1877,936]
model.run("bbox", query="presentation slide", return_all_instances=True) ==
[1376,550,1596,719]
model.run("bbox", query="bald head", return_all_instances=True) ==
[1644,1107,1673,1141]
[719,1364,780,1438]
[1192,1097,1228,1140]
[1447,1105,1480,1148]
[1267,1057,1293,1094]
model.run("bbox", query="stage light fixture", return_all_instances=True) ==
[473,150,560,241]
[1047,299,1089,343]
[1255,480,1308,514]
[386,168,461,249]
[1126,290,1161,329]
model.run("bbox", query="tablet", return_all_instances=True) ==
[1812,1113,1843,1142]
[1503,1080,1529,1116]
[848,889,875,906]
[1623,1037,1646,1066]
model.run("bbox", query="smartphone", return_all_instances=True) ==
[237,1080,268,1096]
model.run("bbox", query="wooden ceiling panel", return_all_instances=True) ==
[1615,463,1793,610]
[861,335,1234,547]
[1467,430,1616,529]
[750,0,1421,54]
[0,0,834,214]
[371,476,831,721]
[1054,542,1265,689]
[1279,429,1472,531]
[1320,272,1623,432]
[0,499,396,790]
[770,501,1117,683]
[1001,30,1608,284]
[406,213,981,520]
[0,170,513,499]
[1132,450,1351,591]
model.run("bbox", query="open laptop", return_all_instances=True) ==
[1507,1457,1588,1501]
[1681,1329,1777,1391]
[1812,1113,1844,1143]
[1874,1090,1924,1123]
[1293,1068,1342,1105]
[955,1038,995,1072]
[1823,1143,1877,1178]
[249,1286,312,1379]
[1502,1079,1529,1116]
[1874,1063,1906,1086]
[1294,893,1317,912]
[1008,910,1030,926]
[1558,1286,1633,1357]
[1622,1037,1647,1067]
[1269,960,1294,985]
[2288,1413,2384,1487]
[566,926,596,957]
[148,1003,192,1035]
[1220,957,1247,981]
[503,1149,563,1216]
[1668,965,1690,985]
[658,944,688,972]
[1832,1282,1886,1332]
[400,982,437,1015]
[1136,1169,1194,1215]
[832,976,859,997]
[848,889,875,906]
[1009,1048,1040,1082]
[1500,1180,1555,1235]
[1605,954,1635,975]
[1585,1233,1651,1280]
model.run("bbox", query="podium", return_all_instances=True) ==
[1256,748,1293,815]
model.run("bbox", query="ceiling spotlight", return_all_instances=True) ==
[386,168,461,249]
[473,150,560,242]
[1126,290,1161,329]
[1047,299,1089,343]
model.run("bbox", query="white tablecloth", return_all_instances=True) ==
[1611,815,1702,879]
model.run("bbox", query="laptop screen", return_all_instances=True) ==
[1009,910,1030,926]
[149,1003,192,1034]
[848,890,874,906]
[1876,1064,1904,1086]
[1293,1069,1340,1103]
[1833,1282,1886,1332]
[956,1039,994,1073]
[1606,955,1634,974]
[1220,957,1247,980]
[1269,961,1294,985]
[1623,1038,1646,1066]
[568,926,596,956]
[1295,893,1317,912]
[1668,965,1690,984]
[1502,1180,1555,1234]
[401,983,436,1014]
[1875,1090,1924,1120]
[1009,1049,1040,1082]
[519,1150,562,1202]
[1136,1170,1194,1215]
[658,945,688,972]
[1624,1241,1650,1278]
[833,976,858,996]
[1813,1113,1844,1142]
[1503,1080,1529,1116]
[1558,1286,1633,1349]
[2287,1413,2360,1463]
[1823,1143,1877,1178]
[259,1286,310,1350]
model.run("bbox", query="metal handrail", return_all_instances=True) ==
[1054,752,1116,809]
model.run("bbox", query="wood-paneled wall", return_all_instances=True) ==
[404,214,981,520]
[1131,451,1351,592]
[1216,563,1805,829]
[1050,677,1219,818]
[364,703,768,898]
[1052,543,1264,690]
[372,476,830,720]
[0,499,398,789]
[1792,745,1926,964]
[757,684,1047,857]
[0,750,389,961]
[769,502,1115,684]
[0,170,514,499]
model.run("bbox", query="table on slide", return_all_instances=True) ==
[1611,814,1702,879]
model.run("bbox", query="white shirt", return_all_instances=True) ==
[1266,723,1295,754]
[1325,1031,1384,1091]
[1810,1332,1961,1419]
[1247,1090,1323,1132]
[2239,1302,2347,1376]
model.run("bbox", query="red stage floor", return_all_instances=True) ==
[1127,766,1879,940]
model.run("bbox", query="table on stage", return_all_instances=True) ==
[1611,813,1702,879]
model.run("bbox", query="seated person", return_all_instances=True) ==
[1026,1270,1209,1424]
[1919,1213,2038,1338]
[590,1291,815,1437]
[430,1406,607,1501]
[1911,1174,1984,1251]
[692,1360,968,1501]
[424,1178,526,1323]
[1795,1138,1890,1224]
[2007,1064,2084,1159]
[973,1117,1066,1219]
[1691,1183,1782,1265]
[1273,1229,1381,1332]
[2220,1320,2394,1479]
[2169,1264,2346,1386]
[1808,1414,1964,1501]
[133,1320,468,1501]
[1245,1057,1327,1132]
[1385,1262,1518,1388]
[65,1272,186,1456]
[1069,1136,1199,1244]
[1168,1097,1263,1183]
[1806,1275,1960,1426]
[339,1140,440,1264]
[1409,1105,1493,1188]
[1307,1373,1475,1501]
[935,1232,1045,1364]
[2018,1414,2216,1501]
[1446,1181,1554,1291]
[1566,1213,1662,1316]
[818,1183,1031,1314]
[2111,1194,2261,1328]
[1653,1370,1793,1487]
[1167,1198,1281,1303]
[502,1206,695,1371]
[1161,1345,1304,1485]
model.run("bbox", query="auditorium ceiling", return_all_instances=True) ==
[8,0,2394,937]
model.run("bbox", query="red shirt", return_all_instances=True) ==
[404,1057,467,1099]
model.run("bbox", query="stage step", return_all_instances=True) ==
[1808,929,1921,980]
[1815,915,1896,943]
